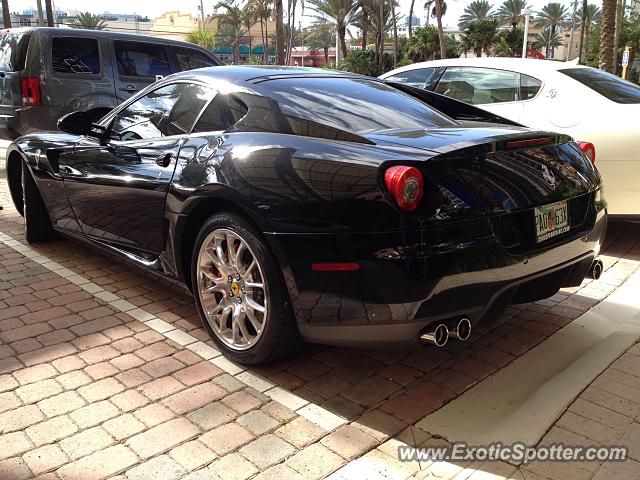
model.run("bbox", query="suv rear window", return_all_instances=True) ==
[0,32,30,72]
[560,67,640,104]
[114,41,170,78]
[52,37,101,74]
[175,48,215,72]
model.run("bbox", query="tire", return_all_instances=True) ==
[191,211,300,364]
[22,164,57,243]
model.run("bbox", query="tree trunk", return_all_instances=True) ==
[392,0,398,68]
[265,18,269,63]
[362,26,367,50]
[578,0,587,60]
[275,0,285,65]
[2,0,11,28]
[600,0,616,72]
[338,24,348,59]
[260,17,265,63]
[324,47,329,65]
[45,0,54,27]
[435,0,446,59]
[408,0,415,37]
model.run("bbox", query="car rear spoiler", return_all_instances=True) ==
[385,81,524,128]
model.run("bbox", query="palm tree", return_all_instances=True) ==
[458,0,494,29]
[69,12,107,30]
[405,25,440,60]
[599,0,616,72]
[307,0,358,61]
[533,26,562,50]
[434,0,447,59]
[241,3,258,62]
[186,28,217,50]
[409,0,416,36]
[2,0,11,28]
[496,0,530,29]
[535,2,569,57]
[255,0,272,63]
[306,19,336,64]
[577,4,601,56]
[215,1,249,63]
[275,0,285,64]
[460,18,500,56]
[352,1,373,49]
[45,0,54,26]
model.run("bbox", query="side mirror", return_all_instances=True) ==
[57,111,107,138]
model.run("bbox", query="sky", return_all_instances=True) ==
[7,0,576,30]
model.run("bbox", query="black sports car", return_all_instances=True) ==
[5,66,607,364]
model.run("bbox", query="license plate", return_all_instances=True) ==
[534,200,569,243]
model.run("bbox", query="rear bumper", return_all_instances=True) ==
[266,206,607,348]
[0,106,60,140]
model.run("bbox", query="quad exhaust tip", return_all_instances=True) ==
[449,317,472,341]
[590,259,604,280]
[420,323,449,347]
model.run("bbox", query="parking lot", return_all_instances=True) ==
[1,142,640,480]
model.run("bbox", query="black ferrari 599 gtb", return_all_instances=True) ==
[4,66,607,364]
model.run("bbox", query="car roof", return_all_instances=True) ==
[5,26,212,50]
[380,57,589,79]
[170,65,365,85]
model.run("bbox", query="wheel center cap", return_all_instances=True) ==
[230,282,240,297]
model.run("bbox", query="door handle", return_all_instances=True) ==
[155,153,173,168]
[120,85,137,92]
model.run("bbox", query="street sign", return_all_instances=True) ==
[622,50,629,67]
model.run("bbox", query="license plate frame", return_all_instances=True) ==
[534,200,570,243]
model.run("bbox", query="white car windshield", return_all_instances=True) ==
[560,67,640,104]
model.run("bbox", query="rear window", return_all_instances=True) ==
[175,48,216,72]
[384,67,440,89]
[0,32,30,72]
[262,77,455,133]
[52,37,100,74]
[560,67,640,104]
[193,94,248,132]
[114,41,170,78]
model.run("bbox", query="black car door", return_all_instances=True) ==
[58,81,214,254]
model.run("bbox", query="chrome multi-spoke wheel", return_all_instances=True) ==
[196,228,268,351]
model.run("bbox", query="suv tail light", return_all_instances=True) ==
[577,141,596,164]
[21,77,41,106]
[384,165,424,212]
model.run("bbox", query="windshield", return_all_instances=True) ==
[260,77,456,133]
[0,32,29,72]
[560,67,640,104]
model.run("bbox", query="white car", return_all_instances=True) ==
[380,58,640,216]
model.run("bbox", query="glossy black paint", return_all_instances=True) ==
[5,66,607,347]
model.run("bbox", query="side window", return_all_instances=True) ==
[385,67,439,89]
[114,41,170,78]
[110,83,214,141]
[52,37,100,74]
[521,74,542,100]
[193,94,248,133]
[435,67,521,105]
[175,48,216,72]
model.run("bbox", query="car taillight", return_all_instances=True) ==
[577,141,596,164]
[21,77,41,106]
[384,165,424,212]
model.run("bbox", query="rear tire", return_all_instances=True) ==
[22,165,57,243]
[191,211,300,365]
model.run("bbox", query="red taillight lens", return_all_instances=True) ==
[577,141,596,164]
[21,77,41,106]
[384,165,424,212]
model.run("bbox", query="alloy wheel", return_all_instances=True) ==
[196,228,268,351]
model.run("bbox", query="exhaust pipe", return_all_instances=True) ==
[448,317,472,341]
[420,323,449,347]
[590,259,604,280]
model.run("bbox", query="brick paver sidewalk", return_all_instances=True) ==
[1,169,640,479]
